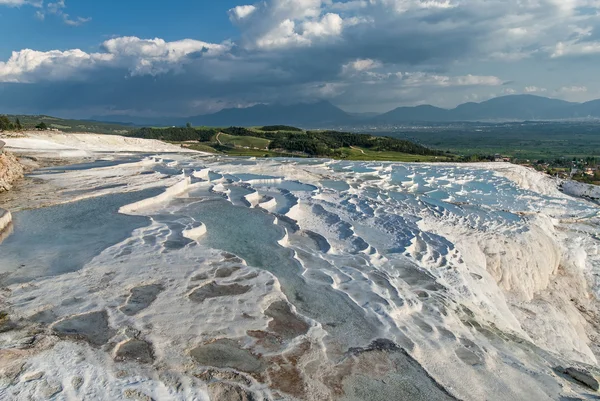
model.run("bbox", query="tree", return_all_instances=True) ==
[15,118,22,130]
[36,122,48,130]
[0,116,13,131]
[186,122,192,128]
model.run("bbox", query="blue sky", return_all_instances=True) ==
[0,1,244,56]
[1,0,599,117]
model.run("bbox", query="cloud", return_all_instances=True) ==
[0,49,113,83]
[0,0,41,6]
[62,15,91,26]
[343,58,381,72]
[524,86,548,93]
[33,0,91,26]
[228,5,256,20]
[0,37,233,83]
[2,0,600,116]
[558,85,588,93]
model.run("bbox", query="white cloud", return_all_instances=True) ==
[231,0,347,49]
[302,13,343,38]
[343,58,381,72]
[251,12,344,49]
[228,5,256,20]
[0,37,232,82]
[375,0,456,14]
[552,41,600,57]
[558,85,588,93]
[0,0,41,5]
[329,1,368,11]
[63,15,91,26]
[47,0,65,14]
[103,37,232,75]
[401,73,503,88]
[524,86,547,93]
[0,49,112,83]
[38,0,91,26]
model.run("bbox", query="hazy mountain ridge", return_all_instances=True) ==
[88,95,600,127]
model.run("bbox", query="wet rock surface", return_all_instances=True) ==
[51,310,114,346]
[214,266,241,278]
[28,309,58,325]
[119,284,164,316]
[114,339,154,364]
[188,281,251,303]
[190,339,266,373]
[340,339,459,401]
[264,301,309,340]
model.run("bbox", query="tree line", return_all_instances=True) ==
[268,130,444,157]
[128,127,216,142]
[259,125,303,132]
[0,116,49,131]
[0,116,22,131]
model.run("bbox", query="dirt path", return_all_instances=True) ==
[216,132,224,145]
[350,146,365,154]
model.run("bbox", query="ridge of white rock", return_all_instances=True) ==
[2,131,206,157]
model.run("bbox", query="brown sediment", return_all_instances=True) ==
[263,340,312,399]
[247,330,283,352]
[265,300,310,340]
[320,339,460,401]
[190,339,267,373]
[188,281,251,303]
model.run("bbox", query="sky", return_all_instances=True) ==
[0,0,599,118]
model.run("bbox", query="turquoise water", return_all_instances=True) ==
[0,189,160,285]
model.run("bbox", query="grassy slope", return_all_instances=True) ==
[343,147,449,162]
[5,115,133,135]
[217,133,270,149]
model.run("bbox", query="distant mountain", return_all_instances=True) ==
[376,105,451,123]
[88,95,600,128]
[188,100,351,127]
[88,115,172,126]
[372,95,600,124]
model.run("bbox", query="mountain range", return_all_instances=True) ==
[91,95,600,127]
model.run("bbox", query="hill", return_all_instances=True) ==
[1,115,133,135]
[127,126,449,161]
[372,95,599,123]
[187,101,351,127]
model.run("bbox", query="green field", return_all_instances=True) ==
[181,143,220,153]
[343,147,452,162]
[216,133,270,149]
[380,122,600,161]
